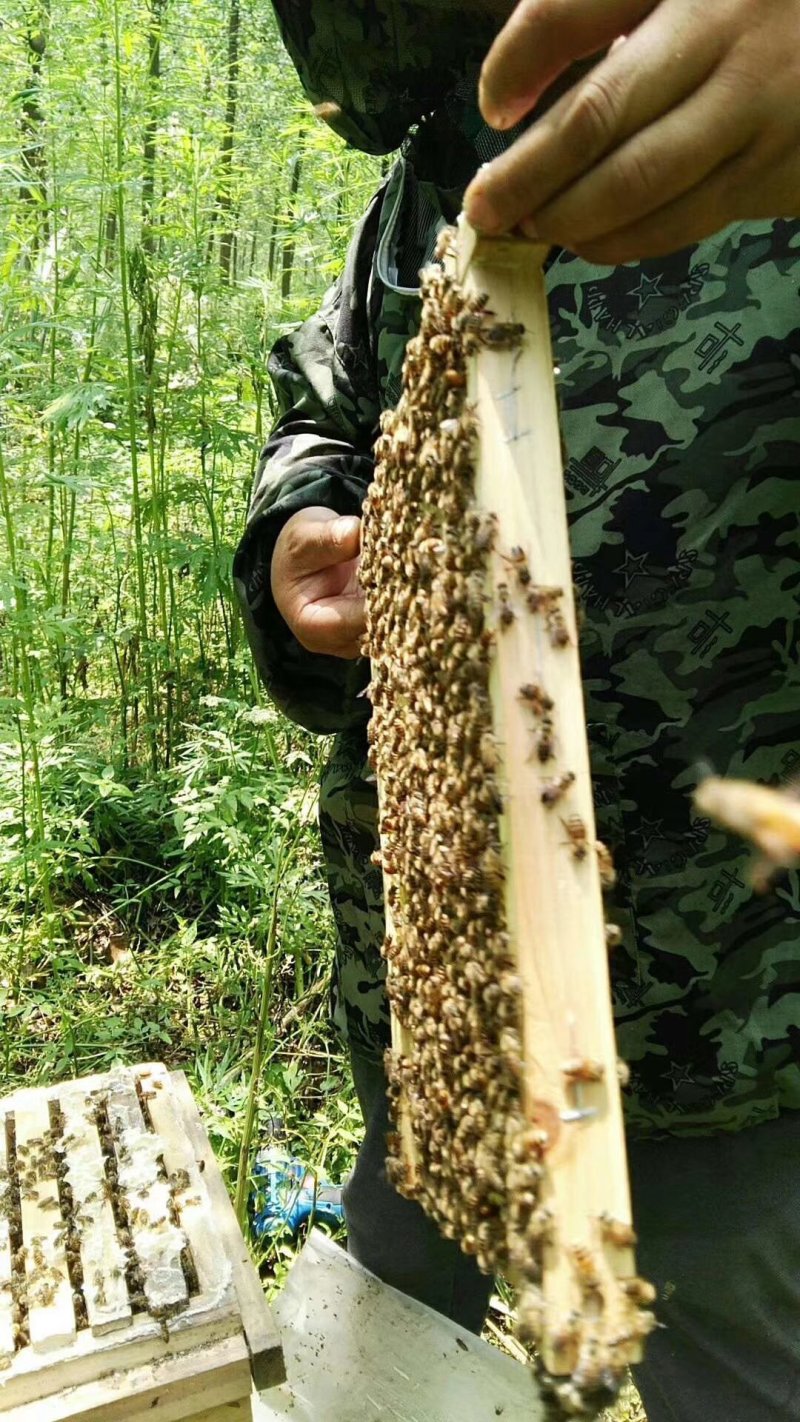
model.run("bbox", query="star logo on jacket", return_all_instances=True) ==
[580,256,709,340]
[636,816,666,852]
[616,549,649,589]
[667,1062,695,1092]
[630,271,664,310]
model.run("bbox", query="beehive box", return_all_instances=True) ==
[0,1063,283,1422]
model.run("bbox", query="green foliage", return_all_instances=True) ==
[0,0,380,1275]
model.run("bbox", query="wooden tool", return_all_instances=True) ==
[361,220,654,1413]
[0,1063,283,1422]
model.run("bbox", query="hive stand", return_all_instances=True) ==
[0,1064,284,1422]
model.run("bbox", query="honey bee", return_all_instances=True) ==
[479,731,500,771]
[599,1212,638,1248]
[621,1275,657,1305]
[478,320,526,350]
[496,582,515,629]
[525,584,563,613]
[549,1309,582,1354]
[548,610,570,648]
[536,720,556,763]
[502,545,532,587]
[561,1057,605,1084]
[541,771,575,807]
[525,1205,555,1245]
[516,1284,545,1342]
[518,683,553,714]
[605,922,623,950]
[526,585,571,646]
[444,368,466,388]
[570,1244,602,1292]
[694,773,800,889]
[562,815,589,860]
[596,840,616,888]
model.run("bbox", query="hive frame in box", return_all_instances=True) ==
[362,221,655,1414]
[0,1063,283,1422]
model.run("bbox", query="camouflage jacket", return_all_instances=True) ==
[234,80,800,1137]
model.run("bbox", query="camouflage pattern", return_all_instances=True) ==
[269,0,498,154]
[234,23,800,1136]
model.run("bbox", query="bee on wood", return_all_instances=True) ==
[562,1057,605,1084]
[473,511,499,554]
[518,681,553,716]
[547,608,570,648]
[443,368,466,389]
[562,815,589,860]
[479,320,526,350]
[621,1275,657,1305]
[502,545,532,587]
[570,1243,602,1292]
[479,731,500,771]
[541,770,575,807]
[632,1309,659,1338]
[516,1284,545,1343]
[496,582,515,629]
[526,584,571,646]
[525,584,563,613]
[536,718,556,763]
[599,1213,638,1249]
[524,1205,554,1245]
[499,1027,523,1080]
[550,1309,582,1355]
[596,840,616,888]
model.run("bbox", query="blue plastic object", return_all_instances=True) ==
[250,1146,345,1240]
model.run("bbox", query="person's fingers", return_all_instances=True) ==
[479,0,657,131]
[286,512,362,576]
[295,593,367,660]
[466,0,723,235]
[522,69,754,247]
[567,155,751,265]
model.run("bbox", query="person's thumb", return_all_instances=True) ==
[294,513,361,575]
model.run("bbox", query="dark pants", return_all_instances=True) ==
[629,1111,800,1422]
[344,1053,800,1420]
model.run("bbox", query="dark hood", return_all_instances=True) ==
[271,1,502,154]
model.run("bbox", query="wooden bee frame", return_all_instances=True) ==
[0,1064,283,1421]
[361,221,654,1413]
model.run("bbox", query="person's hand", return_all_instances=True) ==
[271,507,365,659]
[464,0,800,263]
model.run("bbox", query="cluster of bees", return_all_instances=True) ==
[0,1118,75,1354]
[0,1089,196,1360]
[361,254,524,1282]
[360,233,654,1415]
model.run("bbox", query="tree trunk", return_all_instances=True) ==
[217,0,240,282]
